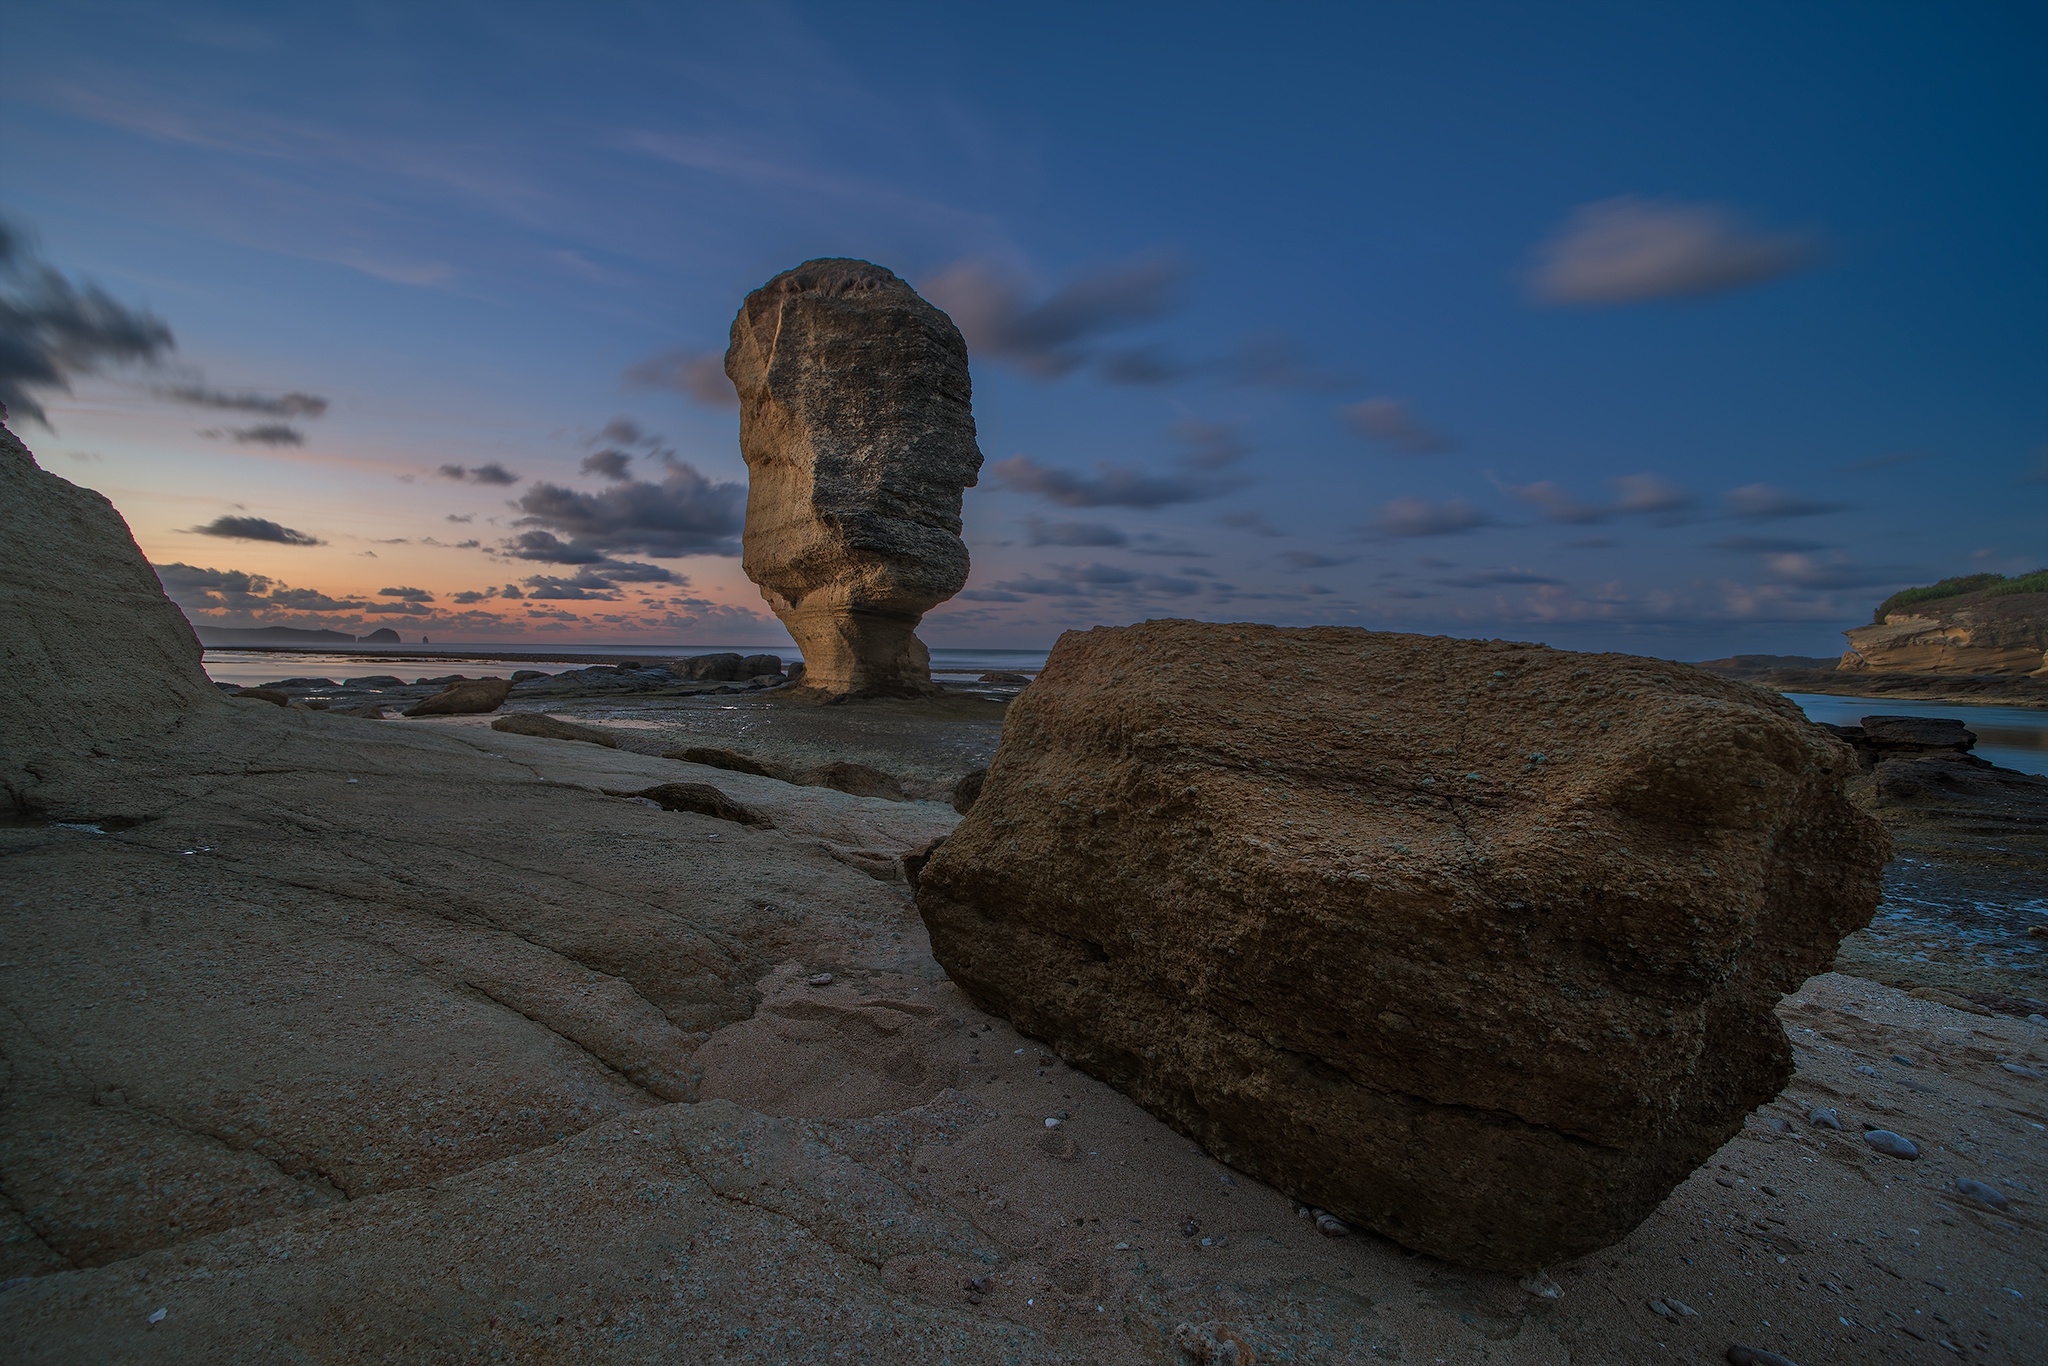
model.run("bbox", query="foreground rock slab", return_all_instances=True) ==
[916,620,1890,1271]
[726,258,983,698]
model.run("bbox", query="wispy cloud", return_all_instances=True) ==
[989,453,1241,508]
[1340,398,1452,454]
[1169,419,1252,471]
[1528,196,1819,305]
[1024,517,1127,547]
[1365,496,1492,538]
[158,384,328,416]
[204,422,304,446]
[622,348,736,408]
[1508,473,1695,523]
[437,462,522,486]
[1724,483,1847,520]
[509,457,744,558]
[922,254,1188,379]
[0,217,175,427]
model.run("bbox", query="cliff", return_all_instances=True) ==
[1840,572,2048,676]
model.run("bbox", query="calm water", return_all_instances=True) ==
[1786,693,2048,777]
[200,645,1054,687]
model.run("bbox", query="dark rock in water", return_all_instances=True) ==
[233,688,290,707]
[979,672,1031,685]
[509,670,547,682]
[490,713,620,748]
[263,676,341,689]
[915,620,1888,1272]
[404,679,512,717]
[950,768,987,815]
[666,747,792,781]
[343,675,407,689]
[628,782,768,826]
[741,654,784,677]
[358,626,401,643]
[509,665,690,698]
[727,258,983,697]
[1872,752,2048,808]
[1860,714,1975,752]
[670,653,749,682]
[796,760,907,801]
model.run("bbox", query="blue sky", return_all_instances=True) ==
[4,0,2043,656]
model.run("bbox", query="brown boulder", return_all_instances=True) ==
[795,760,906,801]
[403,678,512,717]
[665,746,793,781]
[628,782,769,827]
[725,259,983,697]
[490,712,621,747]
[914,621,1889,1271]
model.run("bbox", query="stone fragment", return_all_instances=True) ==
[980,672,1031,685]
[403,679,512,717]
[950,768,987,815]
[1862,1129,1919,1159]
[628,782,769,827]
[725,258,983,697]
[490,713,621,747]
[1954,1177,2009,1210]
[1859,715,1976,752]
[915,620,1889,1271]
[666,747,794,781]
[233,688,289,707]
[344,675,408,688]
[741,654,784,677]
[795,760,907,801]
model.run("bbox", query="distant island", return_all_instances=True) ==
[195,625,406,646]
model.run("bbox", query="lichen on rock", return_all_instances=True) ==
[725,258,983,698]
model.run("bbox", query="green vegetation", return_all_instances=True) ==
[1875,570,2048,621]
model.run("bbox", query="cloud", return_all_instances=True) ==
[499,529,608,564]
[445,513,473,523]
[1170,419,1251,471]
[437,462,521,486]
[1127,534,1211,557]
[1510,473,1696,523]
[157,384,328,417]
[989,453,1238,508]
[922,254,1187,379]
[1434,568,1564,588]
[1097,345,1190,386]
[1025,517,1127,547]
[511,458,744,558]
[377,586,434,602]
[1609,473,1694,515]
[622,349,736,408]
[1508,480,1606,524]
[1759,553,1903,590]
[1724,483,1847,520]
[1707,534,1832,553]
[202,422,304,446]
[364,600,431,615]
[1220,332,1352,392]
[0,217,177,427]
[1216,509,1283,537]
[1341,399,1451,454]
[521,569,624,600]
[992,562,1205,600]
[1276,551,1353,570]
[598,418,646,446]
[1562,536,1619,549]
[1528,196,1819,306]
[581,448,634,481]
[1365,497,1492,538]
[189,514,322,545]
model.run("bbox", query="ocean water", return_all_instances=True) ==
[1786,693,2048,777]
[199,645,1054,688]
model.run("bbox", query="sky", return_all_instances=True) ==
[3,0,2044,658]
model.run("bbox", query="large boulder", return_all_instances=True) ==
[915,621,1890,1271]
[725,259,983,697]
[403,678,512,716]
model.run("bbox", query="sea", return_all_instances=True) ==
[196,648,2048,779]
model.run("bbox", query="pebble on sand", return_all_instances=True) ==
[1954,1177,2009,1210]
[1727,1346,1798,1366]
[1807,1106,1842,1130]
[1863,1129,1920,1159]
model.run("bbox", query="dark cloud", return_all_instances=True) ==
[922,254,1187,379]
[1097,345,1191,386]
[1724,483,1847,520]
[1365,497,1492,538]
[1434,568,1564,588]
[581,448,634,481]
[1707,534,1833,553]
[622,349,737,408]
[1170,419,1251,471]
[1341,398,1452,454]
[1025,517,1127,547]
[989,454,1238,509]
[377,586,434,602]
[1127,533,1211,557]
[0,218,176,427]
[451,590,490,604]
[1528,196,1819,306]
[203,422,304,446]
[189,515,322,546]
[153,562,273,602]
[511,458,743,558]
[1276,550,1353,570]
[498,530,608,564]
[364,600,431,616]
[522,569,624,600]
[157,385,328,417]
[991,562,1207,601]
[445,513,473,523]
[264,587,367,611]
[599,418,647,446]
[1216,509,1284,537]
[1511,473,1695,523]
[437,462,521,486]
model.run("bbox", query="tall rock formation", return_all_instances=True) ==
[726,259,983,697]
[1840,581,2048,676]
[915,620,1890,1272]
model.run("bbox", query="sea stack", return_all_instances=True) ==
[915,620,1891,1272]
[726,258,983,698]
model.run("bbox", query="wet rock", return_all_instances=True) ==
[628,782,768,826]
[741,654,783,677]
[262,676,340,689]
[668,653,750,682]
[403,678,512,717]
[489,713,620,747]
[344,675,408,688]
[1862,1129,1919,1159]
[795,760,907,801]
[950,768,987,815]
[665,746,793,780]
[980,671,1031,685]
[1860,715,1976,752]
[726,258,983,697]
[334,704,389,719]
[509,670,547,682]
[916,620,1888,1271]
[232,688,289,707]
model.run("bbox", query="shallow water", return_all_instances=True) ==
[1786,692,2048,777]
[200,645,1054,688]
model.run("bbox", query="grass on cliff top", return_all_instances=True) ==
[1876,569,2048,621]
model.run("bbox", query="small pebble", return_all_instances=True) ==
[1954,1177,2009,1211]
[2027,1014,2047,1027]
[1181,1220,1200,1237]
[1044,1117,1061,1128]
[1855,1064,1878,1076]
[1762,1116,1793,1134]
[1808,1106,1842,1130]
[146,1308,167,1325]
[805,973,833,987]
[1519,1272,1563,1300]
[1863,1129,1919,1159]
[1727,1347,1798,1366]
[1891,1053,1917,1067]
[2001,1063,2043,1079]
[1313,1210,1350,1237]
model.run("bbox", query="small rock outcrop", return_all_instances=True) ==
[725,259,983,697]
[915,620,1890,1271]
[490,713,621,747]
[629,782,769,826]
[403,678,512,717]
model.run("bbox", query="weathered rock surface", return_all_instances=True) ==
[1841,589,2048,676]
[403,677,512,716]
[666,746,794,780]
[629,781,769,826]
[915,620,1890,1271]
[725,258,983,697]
[490,712,621,747]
